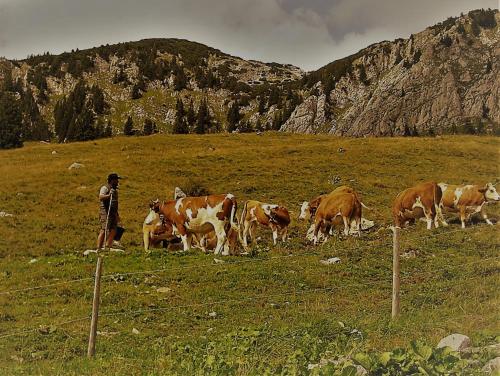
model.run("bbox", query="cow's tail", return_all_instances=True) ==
[360,201,371,210]
[238,200,248,244]
[230,197,239,231]
[434,182,446,225]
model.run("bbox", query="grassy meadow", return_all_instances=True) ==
[0,133,498,374]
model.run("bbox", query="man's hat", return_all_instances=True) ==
[107,173,122,182]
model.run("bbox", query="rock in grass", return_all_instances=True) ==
[208,311,217,318]
[0,211,13,218]
[437,333,471,352]
[482,357,500,374]
[68,162,84,170]
[156,287,172,293]
[320,257,341,265]
[132,328,140,335]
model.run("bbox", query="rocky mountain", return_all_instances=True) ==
[0,8,498,140]
[282,8,499,136]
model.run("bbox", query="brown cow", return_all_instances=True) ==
[299,186,369,221]
[393,181,444,230]
[152,194,238,255]
[196,227,240,255]
[240,200,290,248]
[439,182,499,228]
[313,190,362,244]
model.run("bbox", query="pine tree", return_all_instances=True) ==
[226,101,241,132]
[2,68,14,92]
[104,120,113,138]
[95,118,105,138]
[255,118,263,132]
[195,98,211,134]
[186,98,196,128]
[173,98,188,134]
[258,95,266,115]
[268,87,280,107]
[173,65,187,91]
[0,92,23,149]
[90,85,106,114]
[123,116,134,136]
[22,87,51,141]
[143,118,155,135]
[272,111,283,131]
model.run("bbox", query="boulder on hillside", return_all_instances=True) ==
[68,162,84,170]
[437,333,471,352]
[482,357,500,374]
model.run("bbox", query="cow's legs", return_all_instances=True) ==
[480,207,493,225]
[251,223,259,246]
[423,209,433,230]
[354,218,361,237]
[459,206,467,228]
[280,227,288,242]
[270,223,278,245]
[241,220,252,248]
[436,204,448,227]
[212,222,228,255]
[342,216,350,236]
[313,219,322,245]
[143,231,150,251]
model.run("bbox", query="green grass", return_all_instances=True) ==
[0,133,498,374]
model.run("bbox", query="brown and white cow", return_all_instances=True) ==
[392,181,444,230]
[312,189,362,244]
[240,200,290,248]
[439,182,499,228]
[143,204,179,251]
[152,194,238,255]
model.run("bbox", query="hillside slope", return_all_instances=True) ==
[0,134,498,374]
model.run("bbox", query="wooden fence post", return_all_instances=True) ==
[87,256,103,357]
[392,226,400,319]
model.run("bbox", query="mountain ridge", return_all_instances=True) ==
[0,8,498,142]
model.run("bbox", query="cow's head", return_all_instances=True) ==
[480,183,500,202]
[298,201,310,221]
[150,199,161,213]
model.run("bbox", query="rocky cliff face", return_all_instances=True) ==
[281,10,499,136]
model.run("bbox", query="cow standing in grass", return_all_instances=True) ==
[299,186,371,222]
[438,182,499,228]
[312,188,363,244]
[152,194,238,255]
[392,181,444,230]
[240,200,290,248]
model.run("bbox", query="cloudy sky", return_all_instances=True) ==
[0,0,497,71]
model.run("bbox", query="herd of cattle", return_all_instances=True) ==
[142,182,499,255]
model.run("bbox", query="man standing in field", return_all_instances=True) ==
[96,173,122,250]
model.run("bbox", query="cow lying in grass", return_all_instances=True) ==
[240,200,290,249]
[438,182,499,228]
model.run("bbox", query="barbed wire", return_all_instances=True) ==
[0,239,392,296]
[1,224,495,296]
